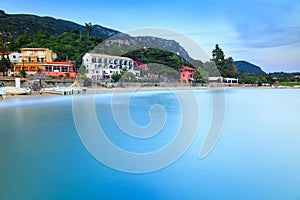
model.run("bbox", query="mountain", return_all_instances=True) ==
[0,10,192,61]
[93,33,192,61]
[234,61,266,75]
[135,36,191,61]
[0,10,119,38]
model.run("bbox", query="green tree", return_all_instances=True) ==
[194,68,204,83]
[111,73,122,82]
[212,44,228,76]
[123,48,184,70]
[19,69,27,78]
[211,44,238,77]
[120,67,128,76]
[0,57,11,76]
[212,44,225,67]
[78,65,87,76]
[85,22,93,38]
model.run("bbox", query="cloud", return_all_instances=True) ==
[188,0,300,71]
[225,0,300,48]
[240,26,300,49]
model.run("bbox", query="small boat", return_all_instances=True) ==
[0,89,6,100]
[1,87,32,95]
[41,86,82,95]
[40,81,84,95]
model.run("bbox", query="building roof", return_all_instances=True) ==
[180,66,195,71]
[134,61,145,66]
[208,77,223,81]
[21,48,49,51]
[15,62,45,66]
[86,53,133,61]
[46,62,73,66]
[223,77,238,80]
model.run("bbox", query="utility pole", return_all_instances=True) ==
[1,32,4,76]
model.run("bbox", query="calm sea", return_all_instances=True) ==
[0,89,300,200]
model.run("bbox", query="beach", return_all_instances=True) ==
[1,86,199,100]
[1,84,283,101]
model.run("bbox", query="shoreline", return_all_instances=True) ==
[1,85,298,101]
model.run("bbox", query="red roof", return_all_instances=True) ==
[46,62,73,65]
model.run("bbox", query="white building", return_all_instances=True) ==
[9,52,21,63]
[0,52,20,63]
[82,53,140,80]
[223,77,239,84]
[208,76,239,84]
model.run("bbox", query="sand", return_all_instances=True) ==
[1,84,280,101]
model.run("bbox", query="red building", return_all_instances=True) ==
[179,66,195,83]
[44,62,77,78]
[134,61,148,71]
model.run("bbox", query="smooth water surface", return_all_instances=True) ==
[0,89,300,200]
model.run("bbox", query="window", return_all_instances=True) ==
[13,55,16,59]
[53,66,60,72]
[62,66,68,72]
[97,58,102,63]
[92,58,96,63]
[45,65,52,72]
[37,58,40,62]
[41,58,44,62]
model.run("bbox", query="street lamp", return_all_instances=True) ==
[22,59,25,70]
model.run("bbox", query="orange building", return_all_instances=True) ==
[44,62,77,78]
[179,66,195,83]
[14,48,57,75]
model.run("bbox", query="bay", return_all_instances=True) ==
[0,89,300,200]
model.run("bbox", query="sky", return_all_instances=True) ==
[1,0,300,72]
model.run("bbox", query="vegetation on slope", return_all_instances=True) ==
[123,48,182,70]
[3,31,102,68]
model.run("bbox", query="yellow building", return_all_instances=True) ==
[14,48,57,75]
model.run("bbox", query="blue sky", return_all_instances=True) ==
[1,0,300,72]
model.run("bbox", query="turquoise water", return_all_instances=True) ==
[0,89,300,200]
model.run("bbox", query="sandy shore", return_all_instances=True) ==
[1,85,290,100]
[2,86,201,99]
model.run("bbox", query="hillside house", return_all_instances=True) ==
[179,66,195,83]
[82,53,139,80]
[14,48,57,75]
